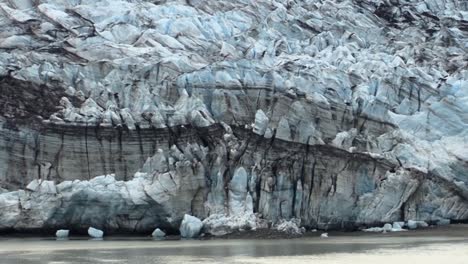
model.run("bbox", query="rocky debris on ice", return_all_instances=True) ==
[88,227,104,238]
[152,228,166,238]
[274,218,305,235]
[55,229,69,238]
[202,213,264,236]
[179,214,203,238]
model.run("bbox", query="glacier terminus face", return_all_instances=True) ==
[0,0,467,235]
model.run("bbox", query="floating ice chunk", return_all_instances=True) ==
[407,220,429,230]
[56,229,69,238]
[152,228,166,238]
[383,223,393,232]
[393,222,405,229]
[391,222,404,231]
[88,227,104,238]
[179,214,203,238]
[407,220,418,230]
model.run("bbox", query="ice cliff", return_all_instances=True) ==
[0,0,467,234]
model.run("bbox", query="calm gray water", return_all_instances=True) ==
[1,235,467,264]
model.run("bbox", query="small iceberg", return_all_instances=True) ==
[152,228,166,238]
[56,229,69,239]
[407,220,428,230]
[180,214,203,238]
[88,227,104,239]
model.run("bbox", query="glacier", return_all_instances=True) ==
[0,0,467,235]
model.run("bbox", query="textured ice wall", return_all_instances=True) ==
[0,0,467,232]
